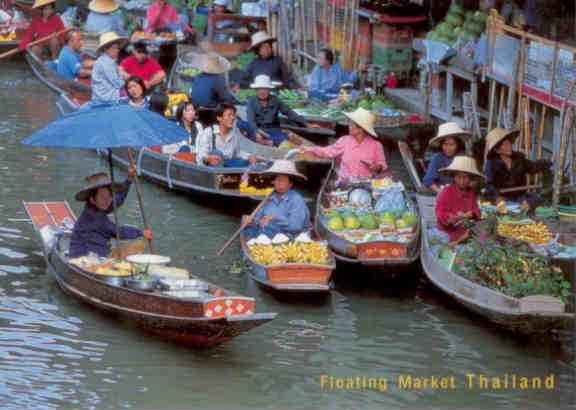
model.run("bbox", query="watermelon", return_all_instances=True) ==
[446,12,464,27]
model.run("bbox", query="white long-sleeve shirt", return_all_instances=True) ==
[195,124,249,164]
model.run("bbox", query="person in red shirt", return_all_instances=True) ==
[119,41,166,90]
[19,0,65,60]
[435,156,484,244]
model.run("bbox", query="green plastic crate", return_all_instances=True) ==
[372,46,413,72]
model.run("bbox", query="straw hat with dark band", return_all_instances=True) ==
[75,173,124,201]
[89,0,119,14]
[262,160,307,181]
[32,0,55,8]
[343,107,377,137]
[250,31,276,51]
[97,31,128,52]
[428,122,471,148]
[484,127,520,159]
[198,53,231,74]
[439,156,484,179]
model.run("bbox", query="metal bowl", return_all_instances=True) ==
[95,274,126,287]
[159,278,209,291]
[124,278,159,292]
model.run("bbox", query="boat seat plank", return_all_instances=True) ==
[24,201,76,231]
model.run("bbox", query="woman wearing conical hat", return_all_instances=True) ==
[483,127,551,209]
[85,0,125,35]
[18,0,65,60]
[91,31,128,103]
[300,107,387,182]
[435,156,484,244]
[190,53,239,108]
[422,122,470,194]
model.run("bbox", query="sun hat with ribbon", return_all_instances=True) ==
[75,172,125,201]
[439,156,484,179]
[262,160,307,181]
[343,107,377,137]
[97,31,128,52]
[484,127,520,159]
[198,53,231,74]
[250,31,276,51]
[428,122,471,148]
[88,0,119,14]
[32,0,55,8]
[250,74,275,89]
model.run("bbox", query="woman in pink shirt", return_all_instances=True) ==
[145,0,181,33]
[301,107,387,182]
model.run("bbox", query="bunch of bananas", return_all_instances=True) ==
[239,181,273,195]
[497,221,554,244]
[0,31,16,41]
[248,241,329,265]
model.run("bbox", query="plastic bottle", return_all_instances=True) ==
[386,72,398,88]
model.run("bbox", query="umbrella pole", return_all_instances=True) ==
[108,150,124,260]
[127,148,154,253]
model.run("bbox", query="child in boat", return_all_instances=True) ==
[422,122,469,194]
[435,156,483,244]
[244,160,310,239]
[483,127,552,210]
[69,170,152,259]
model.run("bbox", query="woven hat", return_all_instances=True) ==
[343,107,377,137]
[75,173,124,201]
[198,53,231,74]
[262,160,307,181]
[32,0,55,8]
[98,31,127,52]
[484,127,519,159]
[428,122,471,148]
[89,0,119,13]
[250,31,276,51]
[250,74,275,89]
[213,0,229,6]
[439,156,484,179]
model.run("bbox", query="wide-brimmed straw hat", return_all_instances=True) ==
[32,0,55,8]
[250,74,275,89]
[213,0,229,7]
[343,107,377,137]
[262,160,307,181]
[89,0,119,13]
[75,173,124,201]
[198,53,231,74]
[484,127,520,159]
[98,31,128,52]
[250,31,276,51]
[428,122,471,148]
[439,156,484,179]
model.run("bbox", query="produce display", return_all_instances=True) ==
[294,94,403,122]
[132,31,177,42]
[178,67,200,78]
[497,220,555,245]
[235,88,257,101]
[0,31,16,41]
[235,51,255,70]
[247,233,330,265]
[321,178,418,244]
[426,1,488,47]
[70,257,136,276]
[239,180,273,195]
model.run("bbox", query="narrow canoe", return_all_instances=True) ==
[397,141,575,334]
[23,201,277,348]
[240,217,336,293]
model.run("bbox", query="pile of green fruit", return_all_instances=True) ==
[235,88,257,101]
[236,51,255,70]
[341,95,394,112]
[178,67,200,78]
[279,90,305,100]
[325,209,417,232]
[426,1,488,46]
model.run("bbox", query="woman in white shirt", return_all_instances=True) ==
[162,101,203,154]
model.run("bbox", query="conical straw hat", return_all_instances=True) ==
[33,0,55,8]
[343,107,377,137]
[439,155,484,179]
[89,0,119,14]
[98,31,128,52]
[250,31,276,50]
[262,160,307,181]
[75,173,124,201]
[484,127,519,159]
[198,53,231,74]
[428,122,471,148]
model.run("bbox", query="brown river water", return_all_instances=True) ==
[0,59,574,410]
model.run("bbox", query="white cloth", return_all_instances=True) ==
[162,121,204,154]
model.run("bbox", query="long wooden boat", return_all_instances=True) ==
[397,141,575,334]
[240,217,336,293]
[314,167,421,280]
[56,93,332,206]
[24,201,276,347]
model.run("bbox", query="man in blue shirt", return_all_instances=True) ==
[57,30,93,79]
[307,48,361,101]
[244,160,310,239]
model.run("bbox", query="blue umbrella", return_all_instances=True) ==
[22,103,188,148]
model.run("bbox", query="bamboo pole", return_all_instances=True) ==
[311,0,319,56]
[497,85,506,128]
[516,33,526,126]
[488,79,496,130]
[535,105,547,185]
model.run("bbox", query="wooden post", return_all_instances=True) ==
[497,85,506,128]
[488,79,496,131]
[535,105,547,185]
[515,33,526,126]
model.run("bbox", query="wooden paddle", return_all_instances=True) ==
[127,148,154,253]
[0,27,72,59]
[499,184,542,194]
[216,191,273,256]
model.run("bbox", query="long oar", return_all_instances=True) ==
[0,27,72,60]
[216,191,273,256]
[127,148,154,253]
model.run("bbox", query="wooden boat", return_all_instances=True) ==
[397,141,575,334]
[23,201,276,347]
[240,217,336,293]
[56,93,332,206]
[314,167,421,279]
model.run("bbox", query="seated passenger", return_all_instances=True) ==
[69,170,152,258]
[247,75,308,146]
[123,76,149,109]
[190,53,239,108]
[19,0,65,60]
[85,0,126,35]
[196,103,256,167]
[435,156,483,244]
[145,0,182,33]
[422,122,469,194]
[244,160,311,239]
[162,101,204,154]
[57,29,94,80]
[300,107,387,182]
[119,41,166,91]
[91,31,127,103]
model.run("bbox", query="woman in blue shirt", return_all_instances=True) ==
[422,122,469,194]
[307,48,359,101]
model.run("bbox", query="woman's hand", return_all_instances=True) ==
[368,162,382,174]
[143,229,153,240]
[205,155,222,166]
[127,166,137,181]
[259,214,274,227]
